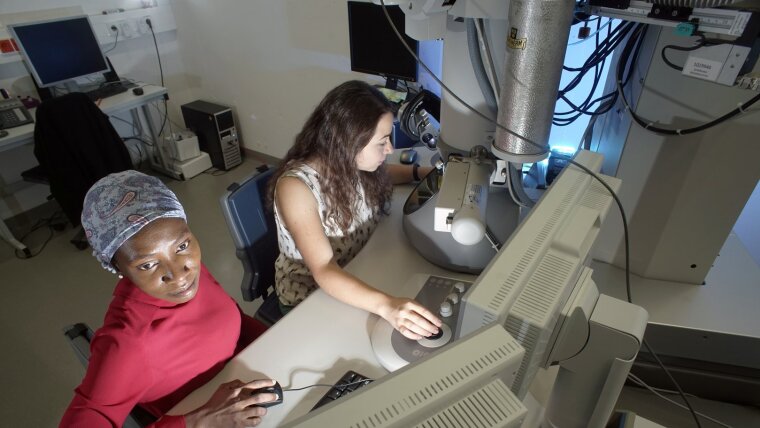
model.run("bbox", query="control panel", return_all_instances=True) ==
[370,274,472,372]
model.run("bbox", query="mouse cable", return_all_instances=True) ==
[282,378,375,392]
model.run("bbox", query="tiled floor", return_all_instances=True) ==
[0,157,757,427]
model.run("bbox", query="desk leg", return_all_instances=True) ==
[137,103,181,180]
[0,218,30,257]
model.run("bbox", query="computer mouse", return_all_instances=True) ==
[248,381,283,408]
[132,87,144,96]
[399,148,418,165]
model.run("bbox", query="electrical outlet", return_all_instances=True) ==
[138,16,151,35]
[119,20,136,39]
[106,23,119,38]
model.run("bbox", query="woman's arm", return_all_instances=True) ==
[387,163,434,185]
[276,177,441,339]
[60,334,277,428]
[60,335,171,427]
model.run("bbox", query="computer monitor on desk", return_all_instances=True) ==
[9,15,109,93]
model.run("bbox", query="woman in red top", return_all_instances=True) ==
[60,170,277,428]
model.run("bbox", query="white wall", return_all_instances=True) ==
[170,0,384,159]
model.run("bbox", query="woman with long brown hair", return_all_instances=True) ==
[269,80,439,340]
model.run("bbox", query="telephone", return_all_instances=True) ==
[0,98,34,131]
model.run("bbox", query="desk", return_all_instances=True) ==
[169,184,475,426]
[0,85,168,255]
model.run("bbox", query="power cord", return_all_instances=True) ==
[627,373,733,428]
[104,26,119,54]
[661,34,707,72]
[12,210,68,259]
[145,18,169,139]
[377,2,704,426]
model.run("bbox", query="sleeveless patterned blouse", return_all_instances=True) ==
[273,164,380,306]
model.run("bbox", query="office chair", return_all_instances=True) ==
[220,165,284,326]
[63,323,157,428]
[24,92,133,250]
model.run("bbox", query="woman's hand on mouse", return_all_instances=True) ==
[378,296,442,340]
[184,379,277,428]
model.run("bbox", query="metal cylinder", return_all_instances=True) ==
[492,0,575,163]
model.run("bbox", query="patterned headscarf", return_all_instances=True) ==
[81,170,186,273]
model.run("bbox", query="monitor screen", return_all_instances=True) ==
[9,15,108,88]
[347,1,419,83]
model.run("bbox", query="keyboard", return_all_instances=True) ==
[84,82,134,101]
[311,370,373,411]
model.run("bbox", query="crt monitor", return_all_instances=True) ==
[347,1,419,85]
[455,150,648,427]
[9,15,109,88]
[282,323,528,428]
[369,150,647,427]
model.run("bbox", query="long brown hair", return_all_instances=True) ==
[268,80,394,231]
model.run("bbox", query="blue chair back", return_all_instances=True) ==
[220,166,279,303]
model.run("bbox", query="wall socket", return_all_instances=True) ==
[105,19,144,39]
[138,16,151,35]
[107,22,119,37]
[119,20,136,39]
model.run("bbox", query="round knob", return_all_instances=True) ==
[454,282,466,293]
[439,301,452,317]
[447,293,459,304]
[427,329,443,340]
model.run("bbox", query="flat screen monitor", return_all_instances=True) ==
[9,15,108,88]
[347,1,419,85]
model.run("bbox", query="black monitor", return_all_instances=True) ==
[347,1,419,87]
[9,15,108,88]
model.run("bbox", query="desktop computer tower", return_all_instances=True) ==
[180,100,242,170]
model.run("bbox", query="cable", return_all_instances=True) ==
[111,115,138,134]
[378,4,704,425]
[123,136,152,146]
[661,34,707,71]
[12,210,68,259]
[554,20,637,126]
[103,26,119,54]
[554,22,645,126]
[146,18,169,139]
[282,378,374,392]
[146,19,163,87]
[628,373,699,399]
[627,373,733,428]
[476,18,500,99]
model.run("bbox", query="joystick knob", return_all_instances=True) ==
[439,301,452,317]
[427,329,444,340]
[447,293,459,304]
[454,282,466,293]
